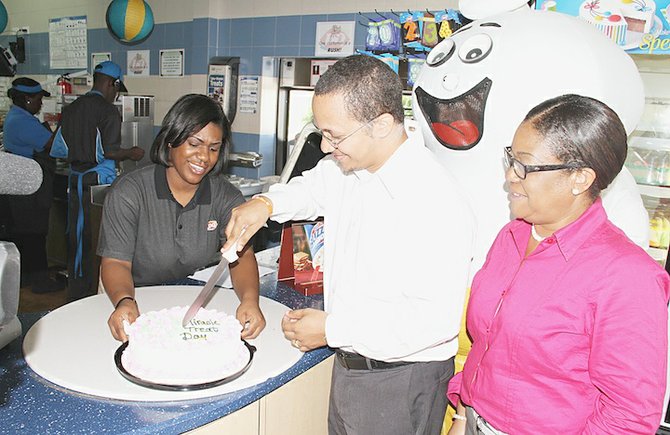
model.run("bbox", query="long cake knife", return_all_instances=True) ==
[182,229,246,327]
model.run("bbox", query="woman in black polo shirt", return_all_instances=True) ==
[98,94,265,342]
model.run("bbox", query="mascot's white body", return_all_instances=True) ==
[412,3,649,275]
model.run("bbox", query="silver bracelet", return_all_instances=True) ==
[452,414,467,422]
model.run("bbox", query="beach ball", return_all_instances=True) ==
[0,2,7,34]
[106,0,154,44]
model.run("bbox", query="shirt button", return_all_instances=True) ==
[178,224,183,230]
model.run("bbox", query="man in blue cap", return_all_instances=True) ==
[51,61,144,301]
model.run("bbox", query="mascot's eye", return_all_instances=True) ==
[426,39,455,67]
[458,34,493,64]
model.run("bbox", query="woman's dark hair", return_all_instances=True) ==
[7,77,41,109]
[150,94,231,175]
[314,55,405,124]
[524,94,627,199]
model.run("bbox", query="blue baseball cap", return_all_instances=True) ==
[94,61,128,92]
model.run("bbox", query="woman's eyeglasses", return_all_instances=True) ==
[504,146,581,179]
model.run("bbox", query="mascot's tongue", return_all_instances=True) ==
[431,120,479,147]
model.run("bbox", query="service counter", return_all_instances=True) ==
[0,275,334,434]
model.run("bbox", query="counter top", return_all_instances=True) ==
[0,276,332,434]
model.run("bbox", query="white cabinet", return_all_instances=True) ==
[187,356,333,435]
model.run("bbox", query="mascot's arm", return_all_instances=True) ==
[601,167,649,249]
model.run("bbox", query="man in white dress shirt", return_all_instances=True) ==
[225,55,475,435]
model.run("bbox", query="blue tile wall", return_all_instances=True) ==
[276,16,301,47]
[9,12,384,177]
[252,17,276,47]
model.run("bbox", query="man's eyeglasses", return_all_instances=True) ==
[315,118,376,150]
[504,146,581,180]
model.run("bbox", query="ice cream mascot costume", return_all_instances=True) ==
[411,1,650,431]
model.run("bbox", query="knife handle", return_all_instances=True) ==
[222,227,247,263]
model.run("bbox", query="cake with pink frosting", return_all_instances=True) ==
[122,306,249,384]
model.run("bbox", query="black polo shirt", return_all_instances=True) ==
[97,164,245,286]
[60,91,121,172]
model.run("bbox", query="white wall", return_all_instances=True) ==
[196,0,459,19]
[1,0,200,33]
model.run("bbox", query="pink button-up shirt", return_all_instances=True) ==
[448,199,670,434]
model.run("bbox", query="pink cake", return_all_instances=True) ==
[580,0,656,45]
[122,306,249,384]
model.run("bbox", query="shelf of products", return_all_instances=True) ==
[625,98,670,269]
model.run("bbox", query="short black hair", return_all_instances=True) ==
[7,77,41,108]
[150,94,231,175]
[314,55,405,124]
[524,94,627,198]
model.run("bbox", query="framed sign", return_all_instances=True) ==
[159,49,184,77]
[91,52,111,71]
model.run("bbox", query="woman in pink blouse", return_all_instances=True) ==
[448,94,670,435]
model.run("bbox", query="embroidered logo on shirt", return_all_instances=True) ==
[207,220,218,231]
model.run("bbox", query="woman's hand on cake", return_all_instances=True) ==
[236,300,266,339]
[281,309,327,352]
[108,298,140,342]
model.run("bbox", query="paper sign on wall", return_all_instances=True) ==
[239,76,259,114]
[160,49,184,77]
[315,21,355,57]
[128,50,150,77]
[49,16,88,69]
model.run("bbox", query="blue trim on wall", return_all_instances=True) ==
[6,13,368,76]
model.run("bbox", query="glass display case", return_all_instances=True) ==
[625,98,670,268]
[624,97,670,434]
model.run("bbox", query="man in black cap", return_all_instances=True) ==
[52,61,144,301]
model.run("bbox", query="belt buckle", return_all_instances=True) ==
[336,351,352,370]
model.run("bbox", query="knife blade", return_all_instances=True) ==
[182,229,246,327]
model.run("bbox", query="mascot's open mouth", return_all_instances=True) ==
[415,78,492,150]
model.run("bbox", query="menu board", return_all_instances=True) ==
[49,16,88,69]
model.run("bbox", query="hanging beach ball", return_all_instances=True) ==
[0,2,8,34]
[106,0,154,44]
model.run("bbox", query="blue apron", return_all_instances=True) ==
[70,160,116,277]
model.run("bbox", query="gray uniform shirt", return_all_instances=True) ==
[97,164,244,286]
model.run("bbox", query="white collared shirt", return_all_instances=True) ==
[266,133,476,362]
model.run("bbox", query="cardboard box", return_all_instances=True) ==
[278,220,324,296]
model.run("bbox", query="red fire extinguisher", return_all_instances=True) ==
[57,76,72,95]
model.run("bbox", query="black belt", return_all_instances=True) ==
[335,351,414,370]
